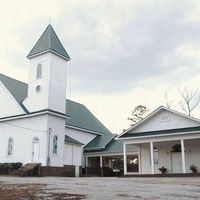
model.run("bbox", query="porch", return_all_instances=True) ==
[85,151,139,176]
[123,136,200,175]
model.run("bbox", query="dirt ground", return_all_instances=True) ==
[0,180,86,200]
[1,176,200,200]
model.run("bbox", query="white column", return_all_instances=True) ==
[138,146,142,174]
[181,139,186,173]
[123,142,127,175]
[85,156,88,167]
[150,142,154,174]
[100,156,103,168]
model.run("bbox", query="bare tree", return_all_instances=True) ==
[128,105,148,125]
[164,92,173,109]
[178,88,200,116]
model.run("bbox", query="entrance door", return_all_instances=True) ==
[171,153,182,173]
[32,138,40,162]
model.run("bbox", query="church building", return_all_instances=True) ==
[1,24,199,177]
[0,25,137,177]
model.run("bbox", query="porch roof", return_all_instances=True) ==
[118,126,200,139]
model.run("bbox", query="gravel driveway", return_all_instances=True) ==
[0,176,200,199]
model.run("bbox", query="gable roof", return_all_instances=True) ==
[119,126,200,139]
[117,106,200,139]
[0,74,27,103]
[27,24,70,61]
[84,134,116,151]
[84,135,138,153]
[0,74,110,135]
[66,100,111,135]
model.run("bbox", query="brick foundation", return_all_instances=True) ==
[40,165,75,177]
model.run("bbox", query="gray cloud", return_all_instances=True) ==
[6,0,200,95]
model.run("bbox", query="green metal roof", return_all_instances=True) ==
[27,24,70,61]
[84,135,138,153]
[100,139,137,153]
[65,135,83,145]
[0,74,27,103]
[0,74,111,135]
[119,126,200,138]
[66,100,111,135]
[84,134,116,151]
[0,74,136,154]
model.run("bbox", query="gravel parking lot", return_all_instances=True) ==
[0,176,200,200]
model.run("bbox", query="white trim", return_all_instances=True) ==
[65,125,103,136]
[123,133,200,145]
[117,130,200,141]
[0,110,69,122]
[27,49,70,61]
[117,106,200,138]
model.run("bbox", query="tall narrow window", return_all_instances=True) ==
[36,64,42,79]
[53,135,58,154]
[8,137,13,156]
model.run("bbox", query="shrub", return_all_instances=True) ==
[0,162,23,174]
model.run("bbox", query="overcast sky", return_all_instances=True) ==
[0,0,200,133]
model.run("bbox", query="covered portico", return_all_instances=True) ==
[122,126,200,175]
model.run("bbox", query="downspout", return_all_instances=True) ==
[47,128,52,166]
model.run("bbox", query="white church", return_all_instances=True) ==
[0,24,200,177]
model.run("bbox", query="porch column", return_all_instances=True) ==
[150,142,154,174]
[85,156,89,176]
[138,146,142,174]
[123,142,127,175]
[85,156,88,167]
[181,139,186,173]
[100,155,103,176]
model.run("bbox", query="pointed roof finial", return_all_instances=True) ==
[27,24,70,61]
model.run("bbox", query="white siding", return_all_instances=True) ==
[65,128,97,167]
[0,115,48,166]
[47,115,66,167]
[0,81,25,118]
[63,143,82,166]
[23,53,68,113]
[65,128,96,146]
[132,110,200,133]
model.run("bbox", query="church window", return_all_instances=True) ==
[36,64,42,79]
[8,137,13,156]
[53,135,58,154]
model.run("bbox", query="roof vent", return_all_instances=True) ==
[160,115,170,122]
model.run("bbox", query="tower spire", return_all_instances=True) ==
[27,24,70,61]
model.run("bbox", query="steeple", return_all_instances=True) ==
[27,24,70,61]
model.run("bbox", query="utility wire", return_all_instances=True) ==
[3,122,47,133]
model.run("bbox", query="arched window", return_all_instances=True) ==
[36,64,42,79]
[8,137,13,156]
[53,135,58,154]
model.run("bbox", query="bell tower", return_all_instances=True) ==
[23,24,70,114]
